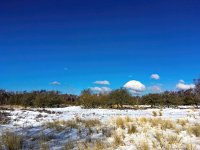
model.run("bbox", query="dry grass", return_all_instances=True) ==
[188,124,200,137]
[45,118,101,132]
[76,140,105,150]
[191,108,197,112]
[0,111,10,124]
[152,111,157,117]
[149,118,162,127]
[45,119,79,131]
[140,141,150,150]
[154,131,164,148]
[161,119,176,130]
[115,117,126,129]
[154,133,182,149]
[138,117,148,124]
[112,133,123,147]
[102,127,114,137]
[64,120,79,128]
[134,141,150,150]
[159,110,163,116]
[136,117,195,149]
[93,140,106,150]
[177,119,189,126]
[77,141,90,150]
[167,134,182,145]
[42,116,199,150]
[128,125,137,134]
[185,143,196,150]
[125,116,133,122]
[0,141,3,150]
[45,120,66,131]
[1,110,199,150]
[40,143,49,150]
[1,131,23,150]
[149,118,176,130]
[79,118,101,128]
[64,141,74,150]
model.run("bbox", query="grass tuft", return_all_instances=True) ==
[140,141,149,150]
[1,131,23,150]
[45,120,79,131]
[177,119,188,126]
[159,110,163,116]
[185,143,196,150]
[81,119,101,128]
[113,133,123,147]
[189,124,200,137]
[64,141,74,150]
[93,140,105,150]
[152,111,157,117]
[0,111,10,124]
[167,134,182,145]
[115,117,125,129]
[128,125,137,134]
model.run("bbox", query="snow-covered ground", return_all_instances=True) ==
[0,106,200,150]
[1,106,200,127]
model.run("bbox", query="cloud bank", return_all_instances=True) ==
[176,80,195,90]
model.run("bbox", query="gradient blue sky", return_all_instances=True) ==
[0,0,200,94]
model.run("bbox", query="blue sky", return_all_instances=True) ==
[0,0,200,94]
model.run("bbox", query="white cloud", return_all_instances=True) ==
[50,81,61,85]
[151,74,160,80]
[129,90,142,95]
[151,85,161,92]
[123,80,146,94]
[90,87,111,94]
[179,80,185,83]
[93,80,110,85]
[176,81,195,90]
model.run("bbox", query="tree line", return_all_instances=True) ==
[0,78,200,108]
[79,77,200,108]
[0,90,77,107]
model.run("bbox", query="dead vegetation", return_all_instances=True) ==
[1,131,23,150]
[0,110,200,150]
[0,111,11,124]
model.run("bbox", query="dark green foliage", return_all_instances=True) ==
[0,77,200,108]
[141,93,162,108]
[194,78,200,107]
[0,90,10,105]
[79,78,200,108]
[0,90,77,107]
[108,88,132,108]
[162,91,182,107]
[79,88,133,108]
[79,89,108,108]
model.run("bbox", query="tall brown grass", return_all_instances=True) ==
[1,131,23,150]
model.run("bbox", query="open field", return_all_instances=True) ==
[1,106,200,150]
